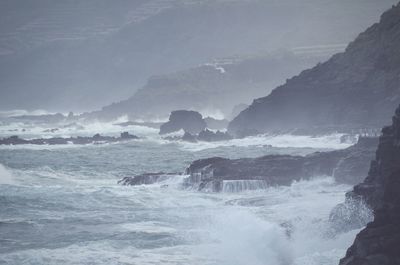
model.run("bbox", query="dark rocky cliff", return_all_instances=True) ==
[229,3,400,136]
[339,104,400,265]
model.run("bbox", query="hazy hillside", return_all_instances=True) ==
[0,0,397,112]
[228,3,400,135]
[85,50,331,121]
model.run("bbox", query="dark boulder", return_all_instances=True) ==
[159,110,207,135]
[0,136,29,145]
[118,173,180,186]
[120,132,139,140]
[197,129,233,142]
[181,132,198,143]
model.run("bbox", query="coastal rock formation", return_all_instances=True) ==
[119,137,378,191]
[184,137,378,192]
[0,132,139,145]
[229,4,400,136]
[181,132,198,143]
[159,110,207,135]
[338,105,400,265]
[197,129,233,142]
[118,173,180,186]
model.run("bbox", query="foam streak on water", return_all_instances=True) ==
[0,121,361,265]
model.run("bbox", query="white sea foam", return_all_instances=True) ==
[0,118,361,265]
[0,163,15,185]
[0,171,358,265]
[177,133,352,152]
[0,109,56,118]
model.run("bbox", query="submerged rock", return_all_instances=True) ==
[115,121,163,129]
[159,110,206,135]
[118,172,180,186]
[120,132,139,140]
[197,129,233,142]
[185,137,378,191]
[338,104,400,265]
[0,132,139,145]
[181,132,198,143]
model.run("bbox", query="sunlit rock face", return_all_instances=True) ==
[339,104,400,265]
[229,3,400,136]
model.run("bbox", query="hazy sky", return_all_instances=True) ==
[0,0,398,112]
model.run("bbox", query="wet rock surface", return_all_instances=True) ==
[162,129,233,143]
[118,172,180,186]
[338,104,400,265]
[119,137,378,192]
[184,137,378,192]
[0,132,139,145]
[196,129,232,142]
[159,110,207,135]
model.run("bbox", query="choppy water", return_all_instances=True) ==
[0,119,360,265]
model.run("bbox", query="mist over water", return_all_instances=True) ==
[1,1,392,263]
[0,120,362,265]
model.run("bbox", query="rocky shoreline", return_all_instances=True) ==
[337,105,400,265]
[0,132,139,145]
[119,137,378,192]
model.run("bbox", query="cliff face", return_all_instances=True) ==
[229,3,400,136]
[339,104,400,265]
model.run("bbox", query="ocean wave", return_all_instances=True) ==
[0,163,15,185]
[175,133,352,152]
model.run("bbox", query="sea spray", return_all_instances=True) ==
[198,209,293,265]
[0,127,362,265]
[0,163,15,185]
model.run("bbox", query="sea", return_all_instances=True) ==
[0,114,363,265]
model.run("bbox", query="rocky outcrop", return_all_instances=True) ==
[159,110,207,135]
[0,132,139,145]
[163,129,233,143]
[185,137,378,192]
[118,137,377,192]
[197,129,233,142]
[229,4,400,136]
[181,132,198,143]
[118,173,180,186]
[338,105,400,265]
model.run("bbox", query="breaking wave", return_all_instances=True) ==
[0,163,15,185]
